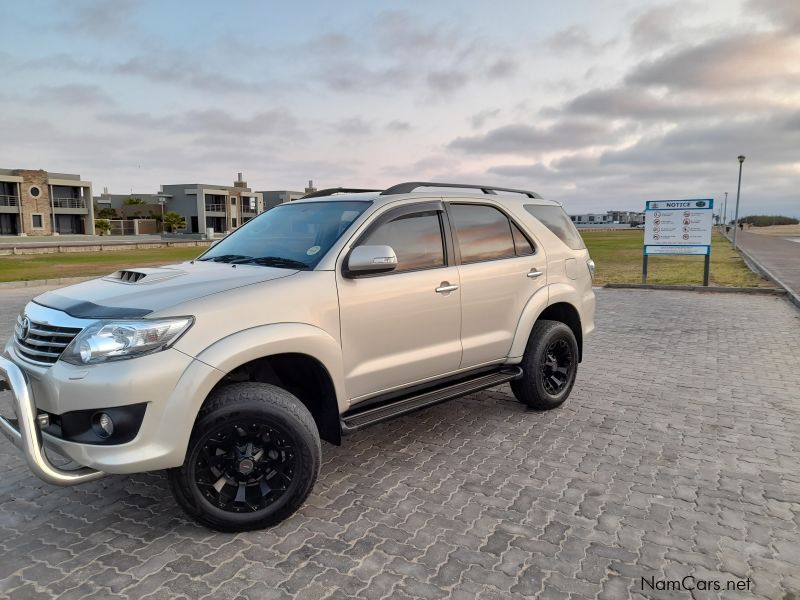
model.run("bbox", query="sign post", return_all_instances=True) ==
[643,199,714,286]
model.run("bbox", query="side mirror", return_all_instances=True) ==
[345,245,398,277]
[209,239,220,248]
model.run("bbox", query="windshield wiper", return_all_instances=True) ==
[197,254,253,263]
[238,256,310,270]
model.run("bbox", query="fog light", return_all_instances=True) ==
[92,412,114,438]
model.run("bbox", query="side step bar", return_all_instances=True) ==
[341,367,523,434]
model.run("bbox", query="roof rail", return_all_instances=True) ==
[300,187,381,199]
[380,182,542,199]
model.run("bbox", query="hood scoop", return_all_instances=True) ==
[104,267,186,285]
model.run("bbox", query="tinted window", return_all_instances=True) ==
[524,205,586,250]
[511,222,534,255]
[450,204,516,263]
[360,211,445,272]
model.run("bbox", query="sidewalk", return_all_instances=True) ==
[732,228,800,304]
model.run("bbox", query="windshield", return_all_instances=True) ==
[198,201,370,269]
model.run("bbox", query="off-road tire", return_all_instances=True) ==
[167,382,321,532]
[511,320,579,410]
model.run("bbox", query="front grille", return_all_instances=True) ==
[14,315,82,365]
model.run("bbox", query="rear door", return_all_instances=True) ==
[447,201,547,367]
[337,201,463,402]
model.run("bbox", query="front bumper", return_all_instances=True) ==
[0,355,105,485]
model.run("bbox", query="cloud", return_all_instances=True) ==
[546,26,614,55]
[470,109,501,129]
[32,84,115,107]
[426,70,469,95]
[334,117,372,136]
[449,120,625,155]
[629,4,688,50]
[485,58,519,79]
[386,120,411,132]
[113,53,264,93]
[63,0,137,36]
[747,0,800,31]
[626,31,800,91]
[99,108,302,139]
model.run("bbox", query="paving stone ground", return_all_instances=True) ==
[1,286,799,599]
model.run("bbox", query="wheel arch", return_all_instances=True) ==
[194,323,347,445]
[509,285,584,361]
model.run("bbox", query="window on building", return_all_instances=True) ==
[232,218,238,228]
[360,211,445,272]
[231,198,236,205]
[29,186,41,198]
[31,214,44,228]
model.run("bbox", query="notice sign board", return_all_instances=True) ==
[644,199,713,256]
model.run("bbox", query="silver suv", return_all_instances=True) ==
[1,182,595,531]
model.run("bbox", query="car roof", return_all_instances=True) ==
[292,190,561,208]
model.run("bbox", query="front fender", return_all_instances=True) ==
[196,322,347,413]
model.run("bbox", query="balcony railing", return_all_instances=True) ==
[205,203,226,212]
[52,197,86,209]
[0,194,19,207]
[241,205,258,214]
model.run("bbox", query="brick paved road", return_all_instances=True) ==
[1,286,799,599]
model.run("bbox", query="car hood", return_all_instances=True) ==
[33,261,298,319]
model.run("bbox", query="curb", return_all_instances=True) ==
[604,283,787,295]
[0,276,97,290]
[722,233,800,310]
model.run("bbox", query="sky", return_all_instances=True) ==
[1,0,798,217]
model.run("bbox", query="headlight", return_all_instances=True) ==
[61,317,193,365]
[587,258,596,279]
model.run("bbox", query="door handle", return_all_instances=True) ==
[435,282,459,294]
[527,269,544,279]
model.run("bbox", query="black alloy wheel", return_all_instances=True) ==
[168,382,321,532]
[511,319,579,410]
[539,338,574,395]
[192,419,298,513]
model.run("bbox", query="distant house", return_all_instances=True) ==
[0,168,94,236]
[569,210,644,226]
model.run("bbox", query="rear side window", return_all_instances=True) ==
[360,211,445,272]
[450,204,516,263]
[511,222,534,256]
[524,205,586,250]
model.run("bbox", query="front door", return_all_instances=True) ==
[337,202,462,402]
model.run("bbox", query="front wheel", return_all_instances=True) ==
[168,382,321,532]
[511,320,579,410]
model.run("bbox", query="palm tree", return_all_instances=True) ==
[163,211,186,233]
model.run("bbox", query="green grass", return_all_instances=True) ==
[581,230,769,287]
[0,231,768,287]
[0,246,204,282]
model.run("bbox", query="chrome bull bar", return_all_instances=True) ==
[0,355,105,485]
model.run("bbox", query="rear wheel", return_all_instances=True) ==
[511,320,578,410]
[168,382,320,532]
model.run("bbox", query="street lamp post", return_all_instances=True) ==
[732,155,745,249]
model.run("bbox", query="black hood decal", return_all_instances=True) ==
[34,294,153,319]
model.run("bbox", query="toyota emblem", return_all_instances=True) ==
[20,317,31,340]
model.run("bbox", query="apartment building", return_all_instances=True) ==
[258,190,304,211]
[0,169,93,236]
[159,173,263,234]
